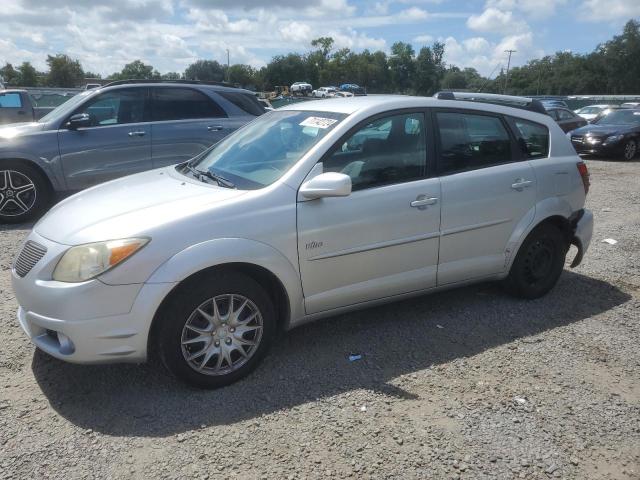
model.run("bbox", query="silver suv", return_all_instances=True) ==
[0,80,264,223]
[12,95,593,388]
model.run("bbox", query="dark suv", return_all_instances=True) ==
[0,80,264,222]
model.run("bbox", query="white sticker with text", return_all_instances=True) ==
[300,116,338,129]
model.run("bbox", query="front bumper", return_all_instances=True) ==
[12,230,176,364]
[572,140,624,157]
[569,209,594,268]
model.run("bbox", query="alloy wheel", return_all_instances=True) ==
[181,294,263,376]
[0,170,37,217]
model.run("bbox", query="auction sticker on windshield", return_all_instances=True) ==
[300,117,339,129]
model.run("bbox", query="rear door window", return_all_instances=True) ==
[0,93,23,108]
[151,87,226,121]
[435,111,513,174]
[557,109,575,120]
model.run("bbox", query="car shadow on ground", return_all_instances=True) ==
[32,270,631,437]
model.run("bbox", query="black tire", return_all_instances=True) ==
[155,270,276,389]
[504,223,568,299]
[622,139,637,161]
[0,160,52,224]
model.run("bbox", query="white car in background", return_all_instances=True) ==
[12,95,593,388]
[333,91,354,98]
[312,86,337,98]
[290,82,312,95]
[574,104,617,121]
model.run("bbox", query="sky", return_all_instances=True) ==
[1,0,639,79]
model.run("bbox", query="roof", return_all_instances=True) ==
[279,95,552,123]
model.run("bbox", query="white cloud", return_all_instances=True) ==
[485,0,566,19]
[466,8,528,34]
[580,0,640,21]
[413,34,434,44]
[279,22,313,43]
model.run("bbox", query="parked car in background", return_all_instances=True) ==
[340,83,366,95]
[0,80,264,223]
[257,97,274,111]
[0,90,57,125]
[333,91,354,98]
[568,108,640,160]
[312,87,337,98]
[84,83,102,90]
[290,82,313,96]
[541,99,569,109]
[620,102,640,109]
[11,95,593,388]
[546,107,588,132]
[574,104,618,122]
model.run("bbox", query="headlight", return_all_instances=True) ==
[603,134,624,145]
[53,238,149,282]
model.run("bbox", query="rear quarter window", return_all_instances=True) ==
[507,117,549,159]
[217,91,265,116]
[0,93,23,108]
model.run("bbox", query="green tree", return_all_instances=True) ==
[227,64,257,88]
[109,60,160,81]
[413,41,445,95]
[388,42,415,93]
[16,62,38,86]
[46,54,84,87]
[0,63,18,85]
[184,60,225,82]
[161,71,182,80]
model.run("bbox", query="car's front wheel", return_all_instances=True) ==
[504,223,568,299]
[622,139,637,161]
[0,161,51,224]
[156,271,276,388]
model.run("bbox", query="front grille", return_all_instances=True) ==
[571,135,584,143]
[14,240,47,277]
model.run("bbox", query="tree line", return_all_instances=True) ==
[2,20,639,95]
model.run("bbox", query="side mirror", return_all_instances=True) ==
[67,113,91,129]
[300,172,352,200]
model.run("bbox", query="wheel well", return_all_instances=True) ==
[148,263,291,356]
[2,158,54,194]
[536,215,572,245]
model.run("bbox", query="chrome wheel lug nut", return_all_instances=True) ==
[225,338,232,345]
[214,341,220,347]
[229,327,235,333]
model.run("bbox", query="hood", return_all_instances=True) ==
[0,122,46,140]
[570,124,633,137]
[35,167,247,245]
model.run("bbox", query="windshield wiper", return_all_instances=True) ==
[182,163,236,189]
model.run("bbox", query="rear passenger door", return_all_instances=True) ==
[150,87,231,168]
[433,109,537,285]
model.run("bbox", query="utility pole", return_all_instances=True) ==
[503,49,516,94]
[226,49,230,83]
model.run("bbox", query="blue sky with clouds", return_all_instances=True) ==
[1,0,638,77]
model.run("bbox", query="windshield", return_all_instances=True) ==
[594,109,640,126]
[189,110,346,189]
[38,90,94,123]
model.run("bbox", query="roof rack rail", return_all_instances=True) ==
[434,91,547,115]
[103,79,238,88]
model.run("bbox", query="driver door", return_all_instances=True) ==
[57,87,152,191]
[297,111,441,314]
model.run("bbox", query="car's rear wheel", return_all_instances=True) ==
[504,223,568,299]
[156,271,276,389]
[622,139,637,161]
[0,161,51,224]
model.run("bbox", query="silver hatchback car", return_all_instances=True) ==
[12,95,593,388]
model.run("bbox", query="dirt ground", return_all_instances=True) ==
[0,158,639,479]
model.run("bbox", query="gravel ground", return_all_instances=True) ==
[0,158,639,480]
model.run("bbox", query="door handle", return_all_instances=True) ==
[207,125,223,132]
[128,131,146,137]
[511,179,532,191]
[410,196,438,209]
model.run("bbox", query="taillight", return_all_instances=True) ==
[577,161,590,195]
